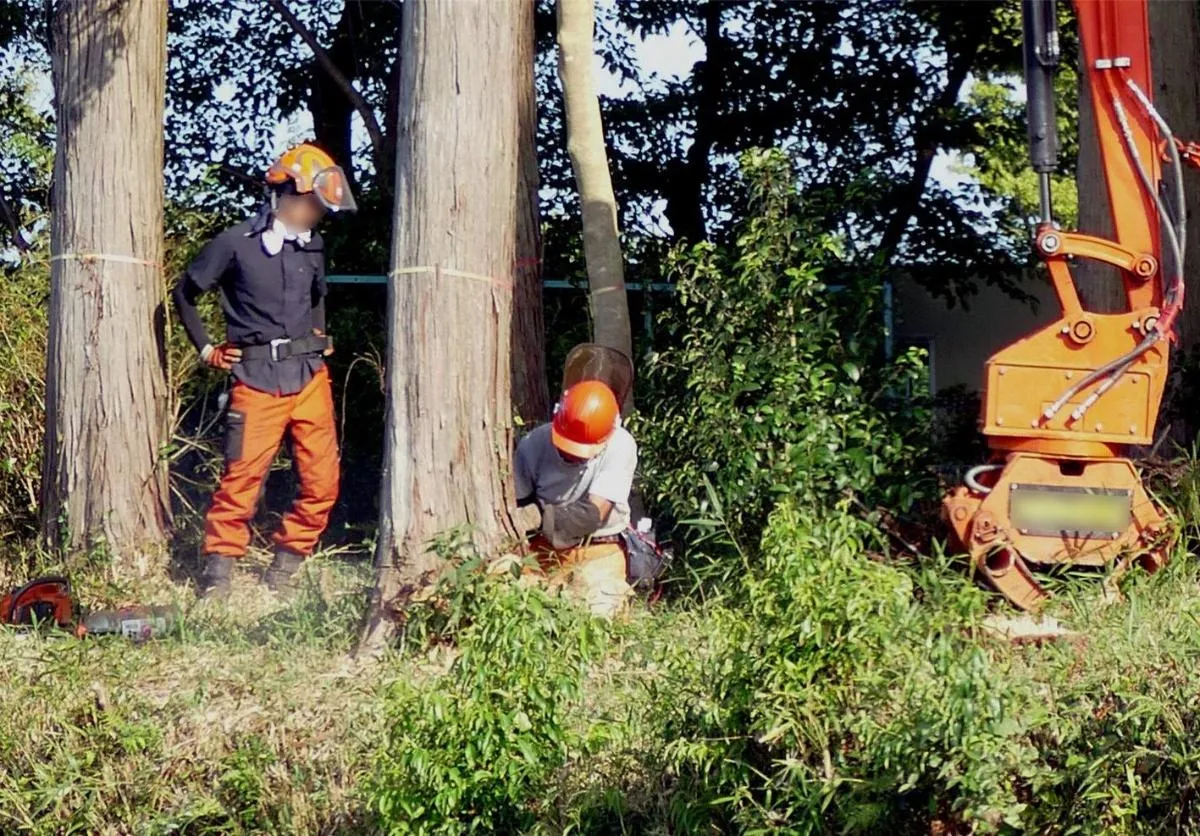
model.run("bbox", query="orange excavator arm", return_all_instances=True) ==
[943,0,1189,610]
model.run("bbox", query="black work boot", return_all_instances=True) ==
[200,554,236,599]
[264,550,307,600]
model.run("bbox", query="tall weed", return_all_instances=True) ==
[639,503,1034,833]
[604,498,1200,834]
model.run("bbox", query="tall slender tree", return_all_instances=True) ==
[360,0,531,652]
[44,0,171,574]
[556,0,632,368]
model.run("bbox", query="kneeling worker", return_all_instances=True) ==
[172,143,355,598]
[514,380,638,617]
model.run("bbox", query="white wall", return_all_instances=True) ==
[892,272,1060,393]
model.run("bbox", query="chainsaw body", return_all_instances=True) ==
[0,576,76,628]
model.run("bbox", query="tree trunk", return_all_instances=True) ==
[556,0,633,366]
[268,0,390,192]
[45,0,171,574]
[305,0,360,189]
[1076,1,1200,339]
[359,0,526,653]
[874,23,986,269]
[512,0,550,423]
[1074,42,1120,312]
[1149,0,1200,348]
[663,0,723,245]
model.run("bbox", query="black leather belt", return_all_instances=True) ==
[239,334,330,362]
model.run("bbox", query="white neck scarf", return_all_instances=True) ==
[260,217,312,257]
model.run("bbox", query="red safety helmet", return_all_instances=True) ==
[551,380,619,459]
[265,143,357,212]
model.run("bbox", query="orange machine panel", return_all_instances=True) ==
[982,312,1166,449]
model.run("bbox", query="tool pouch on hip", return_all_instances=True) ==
[223,410,246,467]
[620,528,672,591]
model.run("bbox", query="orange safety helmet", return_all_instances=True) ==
[551,380,619,459]
[265,143,357,212]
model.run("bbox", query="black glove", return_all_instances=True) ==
[544,498,604,541]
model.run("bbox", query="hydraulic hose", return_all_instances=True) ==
[1043,80,1187,424]
[1125,79,1187,263]
[965,464,1004,495]
[1112,95,1185,303]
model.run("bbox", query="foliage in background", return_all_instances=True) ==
[565,0,1039,306]
[5,0,1050,304]
[0,248,47,537]
[0,73,50,538]
[635,150,934,573]
[960,2,1080,255]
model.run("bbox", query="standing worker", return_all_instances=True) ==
[172,143,356,599]
[515,379,638,618]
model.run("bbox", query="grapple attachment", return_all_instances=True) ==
[944,454,1168,610]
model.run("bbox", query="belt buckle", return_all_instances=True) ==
[269,337,290,362]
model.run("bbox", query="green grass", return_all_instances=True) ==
[4,508,1200,834]
[0,555,385,835]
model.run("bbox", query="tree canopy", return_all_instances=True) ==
[1,0,1078,305]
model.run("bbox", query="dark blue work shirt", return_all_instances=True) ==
[173,210,328,396]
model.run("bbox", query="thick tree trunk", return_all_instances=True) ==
[1149,1,1200,348]
[359,0,526,652]
[45,0,171,574]
[512,0,550,423]
[1076,1,1200,339]
[556,0,633,366]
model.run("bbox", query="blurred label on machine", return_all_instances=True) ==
[1009,484,1132,538]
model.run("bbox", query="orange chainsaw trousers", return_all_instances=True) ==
[203,366,339,558]
[524,535,632,619]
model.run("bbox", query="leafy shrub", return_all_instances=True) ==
[0,252,48,537]
[581,489,1200,835]
[637,502,1039,833]
[634,149,933,573]
[368,554,609,834]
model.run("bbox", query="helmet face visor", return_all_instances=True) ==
[312,165,357,212]
[561,343,634,408]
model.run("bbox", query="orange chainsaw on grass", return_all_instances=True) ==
[944,0,1196,610]
[0,576,77,629]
